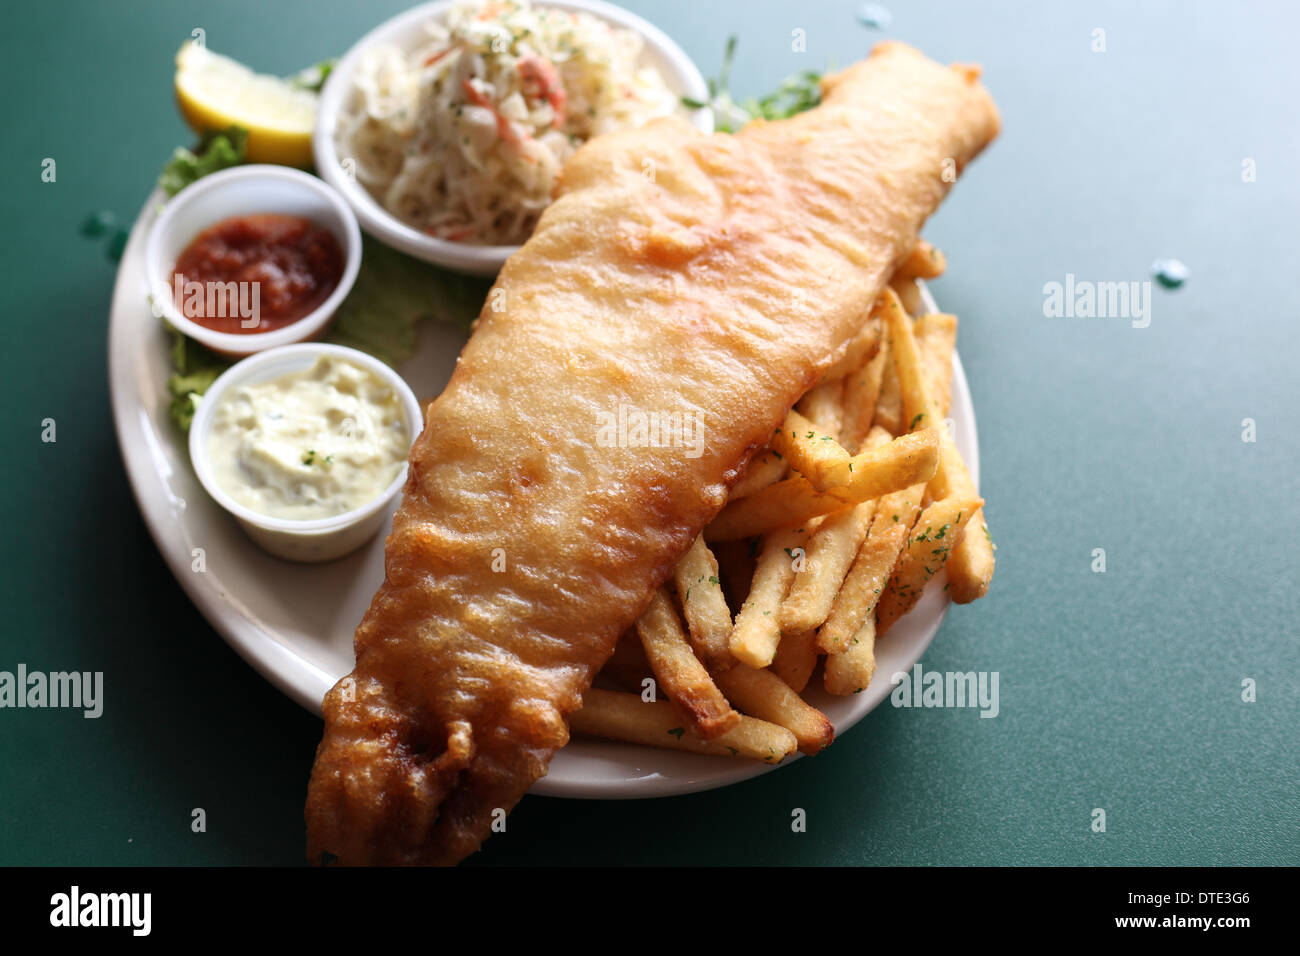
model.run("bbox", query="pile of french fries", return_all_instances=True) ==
[570,241,995,763]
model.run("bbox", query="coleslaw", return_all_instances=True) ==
[337,0,680,245]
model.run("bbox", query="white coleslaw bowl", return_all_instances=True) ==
[314,0,714,276]
[188,343,423,563]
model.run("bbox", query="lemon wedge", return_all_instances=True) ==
[174,43,318,168]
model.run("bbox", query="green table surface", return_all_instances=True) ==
[1,0,1296,866]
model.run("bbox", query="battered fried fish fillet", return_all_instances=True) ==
[306,42,1000,865]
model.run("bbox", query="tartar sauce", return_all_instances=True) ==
[206,356,410,520]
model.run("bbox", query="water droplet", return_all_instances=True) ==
[1151,258,1188,289]
[857,3,892,29]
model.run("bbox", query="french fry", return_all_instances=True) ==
[894,239,947,281]
[796,380,846,439]
[714,665,834,755]
[915,313,957,417]
[882,288,940,437]
[889,276,926,318]
[636,589,739,739]
[706,429,939,541]
[816,419,936,490]
[876,495,982,634]
[729,449,787,501]
[779,504,876,632]
[823,615,877,696]
[840,335,889,451]
[770,626,819,694]
[879,287,994,601]
[948,513,995,604]
[872,363,903,435]
[672,535,735,670]
[572,688,797,763]
[781,426,892,633]
[727,525,812,668]
[770,409,854,491]
[817,479,927,653]
[819,317,882,383]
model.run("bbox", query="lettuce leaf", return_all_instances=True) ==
[165,326,230,431]
[325,238,491,365]
[158,126,248,197]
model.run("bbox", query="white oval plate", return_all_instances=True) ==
[109,191,979,799]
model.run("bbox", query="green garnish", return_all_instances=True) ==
[165,327,229,432]
[288,59,336,93]
[158,125,248,197]
[667,727,686,741]
[329,237,493,362]
[682,36,823,133]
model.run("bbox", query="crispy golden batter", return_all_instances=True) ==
[305,42,1000,865]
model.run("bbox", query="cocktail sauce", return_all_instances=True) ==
[172,214,344,334]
